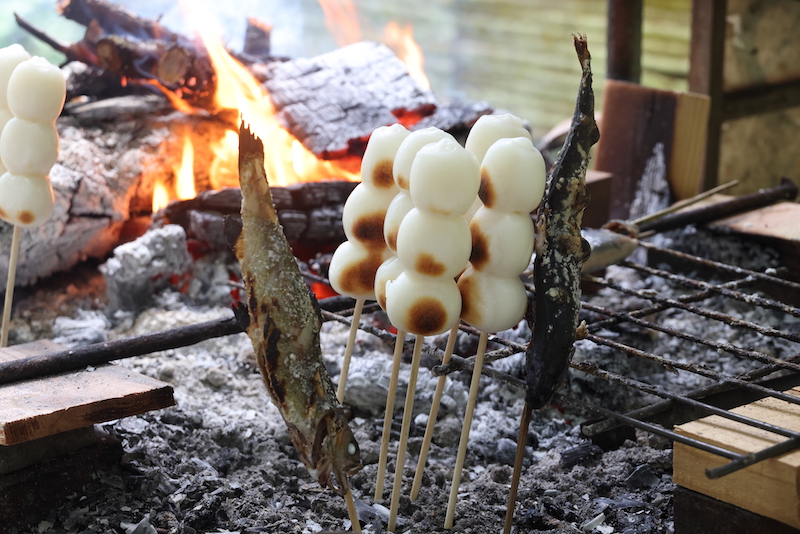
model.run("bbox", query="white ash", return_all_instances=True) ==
[11,229,798,533]
[51,309,111,348]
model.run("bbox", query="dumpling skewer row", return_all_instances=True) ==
[328,124,410,403]
[0,49,64,348]
[385,136,480,533]
[412,112,533,499]
[373,127,454,502]
[445,136,546,529]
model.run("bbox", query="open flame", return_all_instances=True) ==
[151,2,431,212]
[383,22,430,91]
[318,0,361,47]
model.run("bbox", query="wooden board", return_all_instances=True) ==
[710,201,800,284]
[594,79,710,220]
[673,386,800,529]
[0,340,174,446]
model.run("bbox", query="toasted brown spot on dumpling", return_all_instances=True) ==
[372,159,395,189]
[458,274,480,325]
[338,254,385,295]
[18,210,35,225]
[386,228,398,251]
[408,296,448,336]
[479,167,495,208]
[469,223,489,270]
[414,252,447,277]
[352,213,386,249]
[0,207,6,220]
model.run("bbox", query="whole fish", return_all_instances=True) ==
[231,123,361,494]
[525,35,599,409]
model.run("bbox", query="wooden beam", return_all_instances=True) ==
[723,78,800,121]
[606,0,643,83]
[688,0,727,191]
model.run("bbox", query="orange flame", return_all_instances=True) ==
[383,22,430,91]
[152,180,170,212]
[175,134,197,200]
[318,0,361,47]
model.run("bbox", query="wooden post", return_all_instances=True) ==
[689,0,727,192]
[606,0,643,83]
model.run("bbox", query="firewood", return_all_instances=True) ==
[244,17,272,61]
[58,0,181,43]
[263,41,437,160]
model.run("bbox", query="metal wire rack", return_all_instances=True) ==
[320,239,800,480]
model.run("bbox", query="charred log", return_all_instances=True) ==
[263,41,438,160]
[244,17,272,61]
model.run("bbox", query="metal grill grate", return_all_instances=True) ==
[319,239,800,480]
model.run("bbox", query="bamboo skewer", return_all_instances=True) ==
[374,328,406,500]
[504,401,532,534]
[445,330,489,528]
[345,487,361,533]
[629,179,739,227]
[337,296,365,403]
[388,334,423,532]
[410,321,459,500]
[1,225,21,348]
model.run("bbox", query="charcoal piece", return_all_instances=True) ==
[99,224,193,312]
[303,205,345,242]
[411,100,494,136]
[276,210,308,242]
[188,210,228,246]
[624,464,659,489]
[286,180,358,209]
[559,441,603,469]
[263,41,437,160]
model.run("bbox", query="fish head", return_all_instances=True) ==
[310,409,362,495]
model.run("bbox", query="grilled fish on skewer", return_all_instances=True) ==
[526,34,599,409]
[232,123,361,494]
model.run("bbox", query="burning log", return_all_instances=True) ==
[263,41,438,160]
[57,0,180,42]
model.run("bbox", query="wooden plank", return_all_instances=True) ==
[672,89,711,199]
[709,201,800,282]
[673,386,800,529]
[593,79,710,219]
[0,340,174,446]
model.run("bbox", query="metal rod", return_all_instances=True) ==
[0,314,244,386]
[582,274,760,333]
[625,261,800,319]
[637,176,798,233]
[585,275,800,345]
[707,436,800,479]
[555,393,740,461]
[582,352,800,437]
[582,301,800,373]
[572,358,800,440]
[639,241,800,292]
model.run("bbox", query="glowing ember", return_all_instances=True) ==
[384,22,430,91]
